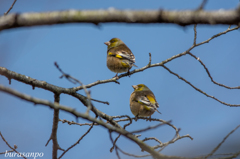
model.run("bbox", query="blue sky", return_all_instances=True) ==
[0,0,240,159]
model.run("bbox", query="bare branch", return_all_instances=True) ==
[114,116,193,152]
[205,124,240,158]
[197,0,208,10]
[115,117,191,138]
[0,67,117,127]
[58,122,95,159]
[0,150,14,155]
[125,129,182,158]
[188,52,240,89]
[1,27,237,111]
[193,24,197,45]
[195,26,239,47]
[109,131,121,159]
[72,26,239,92]
[110,115,132,152]
[4,0,17,15]
[148,53,152,66]
[130,121,171,134]
[45,93,64,159]
[0,132,27,159]
[118,146,148,158]
[143,137,163,145]
[59,119,98,126]
[162,65,240,107]
[0,84,182,159]
[54,62,93,114]
[1,8,240,31]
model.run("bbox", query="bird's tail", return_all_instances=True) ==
[156,109,162,114]
[132,64,138,67]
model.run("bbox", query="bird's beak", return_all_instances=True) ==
[104,41,110,46]
[132,85,138,90]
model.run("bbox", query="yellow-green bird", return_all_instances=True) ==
[104,38,137,78]
[130,84,161,120]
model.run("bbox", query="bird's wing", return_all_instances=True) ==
[113,50,135,64]
[146,95,159,108]
[135,94,161,114]
[136,95,159,109]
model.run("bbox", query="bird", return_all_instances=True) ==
[104,38,137,78]
[130,84,161,121]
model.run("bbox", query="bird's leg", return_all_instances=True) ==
[113,73,119,79]
[134,114,139,121]
[147,116,152,122]
[127,68,131,77]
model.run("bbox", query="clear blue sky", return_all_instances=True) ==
[0,0,240,159]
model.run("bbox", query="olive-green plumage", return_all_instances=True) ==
[104,38,136,77]
[130,84,161,118]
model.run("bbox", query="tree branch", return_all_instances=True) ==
[130,121,171,134]
[0,84,186,159]
[187,52,240,89]
[1,8,240,31]
[205,124,240,158]
[45,93,64,159]
[162,65,240,107]
[0,132,27,159]
[72,26,239,92]
[58,122,95,159]
[4,0,17,15]
[0,67,118,127]
[54,62,93,114]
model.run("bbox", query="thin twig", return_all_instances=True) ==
[195,26,239,47]
[188,52,240,89]
[162,65,240,107]
[197,0,208,10]
[58,122,95,159]
[115,117,179,135]
[158,128,181,152]
[205,124,240,158]
[54,62,93,114]
[109,131,121,159]
[113,116,193,153]
[4,0,17,15]
[148,53,152,66]
[0,132,27,159]
[90,98,109,105]
[0,150,15,155]
[59,119,99,126]
[143,137,162,145]
[118,146,150,158]
[218,151,240,159]
[193,24,197,45]
[130,120,171,134]
[110,115,132,152]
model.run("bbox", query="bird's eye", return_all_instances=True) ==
[111,38,118,43]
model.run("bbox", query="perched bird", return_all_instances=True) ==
[130,84,161,120]
[104,38,137,78]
